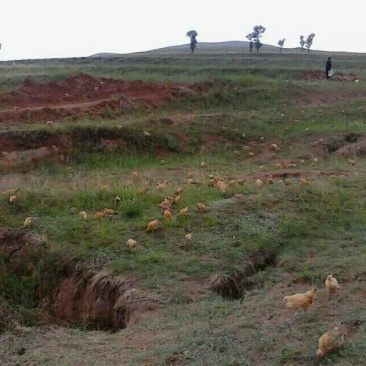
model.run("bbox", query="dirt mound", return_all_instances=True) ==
[0,228,44,276]
[0,73,194,124]
[0,145,60,168]
[333,139,366,156]
[300,70,359,82]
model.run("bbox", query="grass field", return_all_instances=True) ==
[1,49,366,365]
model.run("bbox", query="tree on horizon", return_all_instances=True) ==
[300,35,305,53]
[305,33,316,53]
[186,30,198,54]
[277,38,286,52]
[246,25,266,53]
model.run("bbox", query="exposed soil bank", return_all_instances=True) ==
[0,228,160,332]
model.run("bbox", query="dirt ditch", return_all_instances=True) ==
[0,226,280,332]
[208,248,277,299]
[0,228,160,332]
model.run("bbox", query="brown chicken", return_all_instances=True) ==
[146,219,159,232]
[159,197,172,209]
[156,181,167,190]
[9,194,17,204]
[126,239,137,250]
[217,181,228,193]
[138,187,149,195]
[94,212,106,221]
[283,288,317,320]
[79,211,88,220]
[185,233,193,242]
[270,143,280,152]
[325,274,339,301]
[114,195,121,206]
[197,202,208,213]
[165,196,175,203]
[24,215,37,228]
[163,209,172,220]
[174,194,183,204]
[103,208,118,216]
[177,207,189,216]
[175,187,185,195]
[299,178,310,186]
[316,326,346,359]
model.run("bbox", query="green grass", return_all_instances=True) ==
[1,51,366,365]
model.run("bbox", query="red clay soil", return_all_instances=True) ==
[0,72,358,124]
[0,74,194,124]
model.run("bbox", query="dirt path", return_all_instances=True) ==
[0,74,193,124]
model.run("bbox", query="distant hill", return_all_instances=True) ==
[89,40,337,58]
[89,41,282,58]
[141,41,279,54]
[89,52,122,58]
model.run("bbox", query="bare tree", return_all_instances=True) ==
[186,30,198,54]
[246,25,266,53]
[300,35,305,53]
[305,33,316,53]
[277,38,286,52]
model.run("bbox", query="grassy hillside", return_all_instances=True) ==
[0,51,366,365]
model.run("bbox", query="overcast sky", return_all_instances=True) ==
[0,0,363,61]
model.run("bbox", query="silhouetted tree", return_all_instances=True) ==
[249,40,253,53]
[246,25,266,53]
[277,38,286,52]
[300,35,305,53]
[305,33,315,53]
[187,30,198,54]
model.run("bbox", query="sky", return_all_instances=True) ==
[0,0,364,61]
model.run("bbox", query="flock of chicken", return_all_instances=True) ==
[284,274,345,358]
[2,144,354,361]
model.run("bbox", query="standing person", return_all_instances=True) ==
[325,57,332,79]
[249,40,253,53]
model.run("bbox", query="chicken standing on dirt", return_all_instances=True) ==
[325,274,339,301]
[283,288,317,320]
[146,219,159,232]
[316,326,346,358]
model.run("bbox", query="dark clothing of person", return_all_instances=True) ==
[325,58,332,79]
[249,41,253,53]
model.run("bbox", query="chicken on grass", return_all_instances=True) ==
[283,288,317,320]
